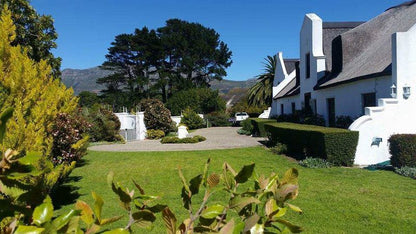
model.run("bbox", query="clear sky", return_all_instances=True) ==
[32,0,404,81]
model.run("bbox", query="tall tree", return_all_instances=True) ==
[100,27,164,110]
[0,0,61,77]
[158,19,232,93]
[100,19,232,109]
[248,55,276,106]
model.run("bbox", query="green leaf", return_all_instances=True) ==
[75,200,94,225]
[132,180,145,195]
[148,204,167,213]
[102,228,130,234]
[63,216,81,234]
[281,168,298,185]
[100,215,124,225]
[92,191,104,223]
[233,221,245,234]
[287,203,303,214]
[189,174,202,195]
[201,204,225,219]
[32,196,53,226]
[207,173,220,188]
[178,168,191,196]
[162,207,177,234]
[275,219,303,233]
[235,163,255,183]
[223,162,237,176]
[229,196,260,212]
[201,158,211,187]
[50,209,81,231]
[132,210,156,228]
[14,225,44,234]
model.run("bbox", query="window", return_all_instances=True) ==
[280,104,284,115]
[305,53,310,78]
[362,92,376,114]
[327,98,335,127]
[304,93,312,114]
[291,102,296,114]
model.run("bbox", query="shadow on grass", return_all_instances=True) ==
[75,158,89,168]
[51,176,83,209]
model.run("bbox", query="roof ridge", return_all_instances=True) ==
[386,0,416,11]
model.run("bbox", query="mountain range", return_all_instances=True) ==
[62,67,256,104]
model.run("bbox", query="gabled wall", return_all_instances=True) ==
[299,14,326,107]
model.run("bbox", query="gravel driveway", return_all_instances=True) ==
[88,127,265,152]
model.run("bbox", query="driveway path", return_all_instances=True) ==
[89,127,265,152]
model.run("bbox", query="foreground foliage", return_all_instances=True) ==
[60,148,416,233]
[0,9,78,153]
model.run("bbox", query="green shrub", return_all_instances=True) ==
[161,135,206,144]
[141,99,173,133]
[237,129,251,135]
[389,134,416,167]
[146,129,165,139]
[181,108,205,130]
[299,157,332,168]
[205,112,231,127]
[335,115,354,129]
[250,118,276,137]
[264,122,358,166]
[303,114,325,126]
[241,118,253,132]
[270,143,288,155]
[82,105,122,142]
[166,88,226,116]
[394,166,416,179]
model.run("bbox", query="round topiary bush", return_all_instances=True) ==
[140,99,173,134]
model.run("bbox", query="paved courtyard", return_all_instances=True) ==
[89,127,265,152]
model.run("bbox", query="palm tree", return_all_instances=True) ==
[248,55,276,106]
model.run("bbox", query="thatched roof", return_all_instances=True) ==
[316,1,416,89]
[283,59,298,74]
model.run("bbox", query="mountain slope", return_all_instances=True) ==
[62,67,256,104]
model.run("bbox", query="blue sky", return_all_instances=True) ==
[32,0,404,81]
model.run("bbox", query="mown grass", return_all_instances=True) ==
[55,147,416,233]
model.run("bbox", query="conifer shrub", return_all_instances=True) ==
[265,122,358,166]
[180,108,205,130]
[389,134,416,167]
[140,99,173,133]
[146,129,165,139]
[0,9,78,153]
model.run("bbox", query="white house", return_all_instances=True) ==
[270,1,416,165]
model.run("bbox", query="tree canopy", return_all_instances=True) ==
[0,0,61,77]
[99,19,232,110]
[248,55,276,106]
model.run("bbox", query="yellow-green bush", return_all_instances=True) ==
[0,9,78,153]
[146,129,165,139]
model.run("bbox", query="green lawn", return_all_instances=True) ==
[54,147,416,233]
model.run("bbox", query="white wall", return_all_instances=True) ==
[350,23,416,165]
[315,76,391,123]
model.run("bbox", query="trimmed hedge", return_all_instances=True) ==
[250,118,276,137]
[161,135,206,144]
[264,122,359,166]
[389,134,416,167]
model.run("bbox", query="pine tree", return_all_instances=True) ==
[0,7,78,153]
